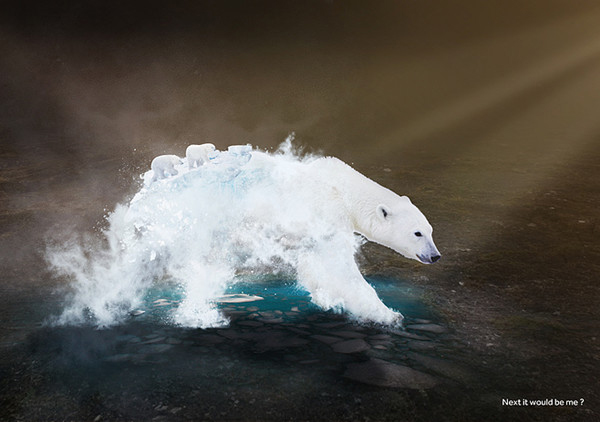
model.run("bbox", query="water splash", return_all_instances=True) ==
[47,136,368,328]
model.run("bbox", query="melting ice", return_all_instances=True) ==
[47,138,364,328]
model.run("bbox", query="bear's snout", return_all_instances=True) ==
[417,252,441,264]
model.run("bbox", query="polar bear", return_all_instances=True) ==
[242,152,441,326]
[151,154,182,182]
[186,143,216,169]
[297,157,440,325]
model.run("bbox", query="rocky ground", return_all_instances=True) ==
[0,270,597,422]
[0,295,502,421]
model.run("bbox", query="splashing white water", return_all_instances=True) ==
[47,137,369,328]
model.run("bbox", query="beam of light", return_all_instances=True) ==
[374,9,600,158]
[369,9,600,256]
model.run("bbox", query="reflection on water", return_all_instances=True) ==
[1,1,599,421]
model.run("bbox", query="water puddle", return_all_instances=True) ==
[0,277,489,421]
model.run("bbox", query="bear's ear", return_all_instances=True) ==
[400,195,412,204]
[376,204,389,221]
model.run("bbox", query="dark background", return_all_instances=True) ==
[1,1,599,420]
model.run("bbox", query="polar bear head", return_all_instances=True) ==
[363,195,441,264]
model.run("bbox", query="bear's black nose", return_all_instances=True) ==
[430,254,441,263]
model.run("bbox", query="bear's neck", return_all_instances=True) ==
[313,157,396,241]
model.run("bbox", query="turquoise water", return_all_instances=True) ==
[129,276,435,325]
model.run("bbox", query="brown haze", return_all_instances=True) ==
[1,1,599,420]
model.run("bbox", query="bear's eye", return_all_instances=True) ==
[414,231,422,237]
[381,208,388,218]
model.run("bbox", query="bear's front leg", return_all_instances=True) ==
[296,244,403,326]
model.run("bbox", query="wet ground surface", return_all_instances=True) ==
[2,1,600,421]
[0,281,502,421]
[0,265,597,421]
